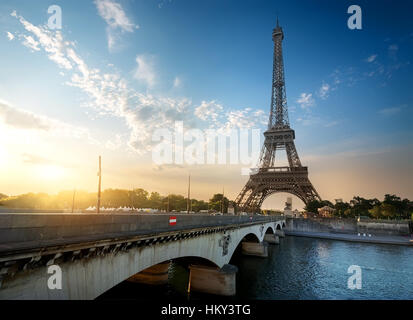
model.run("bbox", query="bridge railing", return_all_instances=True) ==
[0,214,283,253]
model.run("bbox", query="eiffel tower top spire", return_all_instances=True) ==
[268,19,289,129]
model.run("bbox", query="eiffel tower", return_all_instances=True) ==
[235,20,321,213]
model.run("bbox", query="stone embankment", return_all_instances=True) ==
[285,217,413,246]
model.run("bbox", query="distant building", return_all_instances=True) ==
[283,197,294,217]
[227,204,235,215]
[317,206,335,218]
[292,209,301,217]
[303,211,316,219]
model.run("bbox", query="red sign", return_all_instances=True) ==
[169,216,177,225]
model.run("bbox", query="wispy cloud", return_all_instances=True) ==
[0,99,96,143]
[173,76,182,88]
[11,11,73,70]
[194,101,223,122]
[22,35,40,51]
[21,153,52,165]
[388,44,398,60]
[365,54,377,63]
[134,54,156,87]
[319,83,330,100]
[6,31,14,41]
[94,0,139,51]
[297,93,315,109]
[378,106,402,116]
[0,100,51,131]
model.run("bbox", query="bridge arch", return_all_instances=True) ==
[94,224,268,299]
[265,225,275,234]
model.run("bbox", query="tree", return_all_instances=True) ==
[369,203,397,219]
[334,201,351,217]
[190,199,208,212]
[130,188,149,209]
[148,192,163,210]
[209,194,229,213]
[305,200,333,214]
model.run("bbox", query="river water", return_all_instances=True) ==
[99,236,413,300]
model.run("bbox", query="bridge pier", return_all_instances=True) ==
[275,230,285,238]
[127,261,170,285]
[188,264,237,296]
[264,234,279,244]
[241,241,269,257]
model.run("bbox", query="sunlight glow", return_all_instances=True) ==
[36,164,65,180]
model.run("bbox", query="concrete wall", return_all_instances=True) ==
[0,214,276,245]
[0,221,282,299]
[357,220,411,236]
[286,217,411,236]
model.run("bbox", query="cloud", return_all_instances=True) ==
[173,76,182,88]
[194,101,223,122]
[378,106,402,116]
[0,100,51,130]
[0,100,96,144]
[194,101,267,132]
[324,120,338,128]
[22,35,40,51]
[12,13,267,156]
[365,54,377,63]
[296,115,338,128]
[134,55,156,87]
[319,83,330,100]
[6,31,14,41]
[296,115,321,126]
[94,0,139,50]
[12,12,73,69]
[297,93,315,109]
[21,153,52,164]
[223,108,267,131]
[388,44,398,60]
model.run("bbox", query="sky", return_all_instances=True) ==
[0,0,412,210]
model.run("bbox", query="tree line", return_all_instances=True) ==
[305,194,413,220]
[0,189,230,213]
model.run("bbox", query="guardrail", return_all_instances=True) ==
[0,213,282,245]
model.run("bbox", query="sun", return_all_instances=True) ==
[36,164,65,180]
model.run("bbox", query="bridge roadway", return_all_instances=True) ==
[0,213,285,299]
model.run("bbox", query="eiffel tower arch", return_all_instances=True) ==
[235,20,321,213]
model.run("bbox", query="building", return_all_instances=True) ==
[317,206,335,218]
[302,211,316,219]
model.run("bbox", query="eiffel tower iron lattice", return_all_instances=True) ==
[235,20,321,213]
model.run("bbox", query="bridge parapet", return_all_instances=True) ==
[0,214,282,249]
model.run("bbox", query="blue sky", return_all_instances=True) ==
[0,0,412,208]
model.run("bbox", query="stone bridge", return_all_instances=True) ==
[0,214,285,299]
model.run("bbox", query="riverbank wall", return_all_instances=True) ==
[285,217,412,236]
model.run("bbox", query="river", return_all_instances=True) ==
[98,236,413,300]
